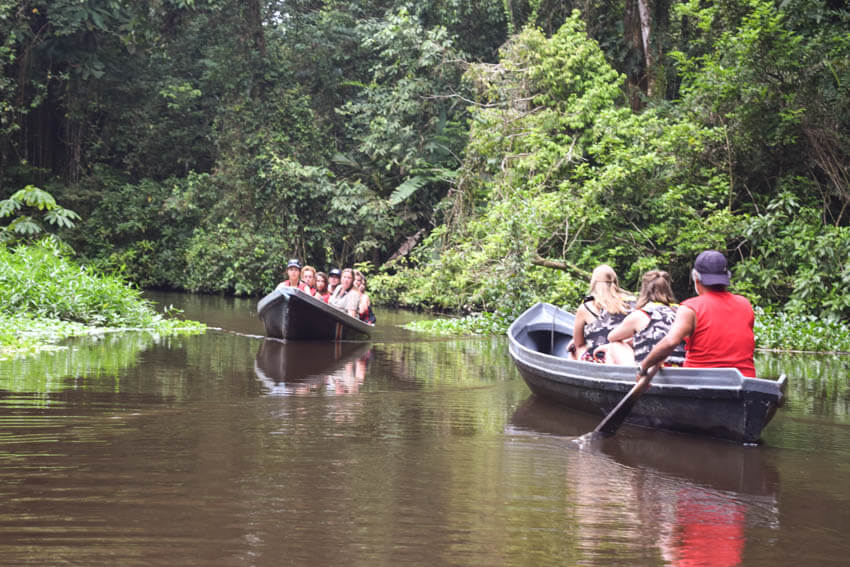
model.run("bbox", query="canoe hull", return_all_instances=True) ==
[257,287,372,341]
[508,302,786,443]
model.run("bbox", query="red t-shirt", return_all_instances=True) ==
[681,290,756,377]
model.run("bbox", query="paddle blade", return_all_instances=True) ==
[593,375,652,436]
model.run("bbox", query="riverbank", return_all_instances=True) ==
[0,239,205,360]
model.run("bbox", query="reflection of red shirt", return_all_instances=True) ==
[674,492,745,567]
[681,291,755,377]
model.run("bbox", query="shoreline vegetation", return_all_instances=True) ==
[3,3,848,358]
[0,239,205,361]
[401,308,850,355]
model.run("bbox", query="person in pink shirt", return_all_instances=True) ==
[636,250,756,380]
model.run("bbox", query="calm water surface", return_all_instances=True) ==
[1,292,849,566]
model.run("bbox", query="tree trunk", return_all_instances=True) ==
[624,0,655,108]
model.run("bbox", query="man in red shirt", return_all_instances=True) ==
[636,250,756,379]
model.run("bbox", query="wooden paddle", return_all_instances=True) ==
[593,365,658,436]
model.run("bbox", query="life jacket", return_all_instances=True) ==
[632,302,686,364]
[582,296,631,352]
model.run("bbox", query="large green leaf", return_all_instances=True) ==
[389,176,428,206]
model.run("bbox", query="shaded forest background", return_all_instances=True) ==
[2,0,849,320]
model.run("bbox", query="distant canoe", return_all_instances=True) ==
[508,302,787,443]
[257,287,372,341]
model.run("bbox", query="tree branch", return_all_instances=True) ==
[531,255,592,279]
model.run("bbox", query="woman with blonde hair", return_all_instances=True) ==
[568,264,633,362]
[602,270,686,366]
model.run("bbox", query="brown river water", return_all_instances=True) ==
[0,292,849,566]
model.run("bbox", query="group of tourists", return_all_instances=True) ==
[569,250,756,379]
[275,259,376,325]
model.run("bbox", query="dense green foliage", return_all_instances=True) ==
[2,0,849,348]
[378,2,850,326]
[0,184,80,242]
[1,0,482,293]
[0,237,204,358]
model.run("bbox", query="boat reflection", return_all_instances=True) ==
[509,396,780,565]
[509,396,780,495]
[254,339,372,396]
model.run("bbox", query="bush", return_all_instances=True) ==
[0,237,205,329]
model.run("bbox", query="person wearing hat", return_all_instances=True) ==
[328,268,361,317]
[327,268,342,295]
[275,259,310,292]
[635,250,756,379]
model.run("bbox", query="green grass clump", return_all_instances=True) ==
[404,311,513,336]
[0,239,205,359]
[754,309,850,353]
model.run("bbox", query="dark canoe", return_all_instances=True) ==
[507,302,787,443]
[257,287,372,341]
[254,339,371,392]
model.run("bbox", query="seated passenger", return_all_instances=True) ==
[301,265,318,296]
[328,268,361,317]
[327,268,342,294]
[568,264,633,363]
[636,250,756,380]
[354,271,376,325]
[601,270,686,366]
[315,272,331,303]
[275,259,310,292]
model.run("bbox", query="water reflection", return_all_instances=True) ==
[511,397,779,494]
[510,397,780,566]
[254,339,372,395]
[4,292,850,566]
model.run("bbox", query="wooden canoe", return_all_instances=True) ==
[257,287,372,341]
[507,302,786,443]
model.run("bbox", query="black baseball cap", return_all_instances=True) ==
[329,268,341,278]
[287,259,301,269]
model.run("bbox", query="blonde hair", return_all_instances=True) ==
[588,264,629,315]
[301,265,316,279]
[636,270,677,309]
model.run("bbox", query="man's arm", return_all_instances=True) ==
[637,306,696,377]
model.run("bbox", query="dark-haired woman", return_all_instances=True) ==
[601,270,686,366]
[315,272,331,303]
